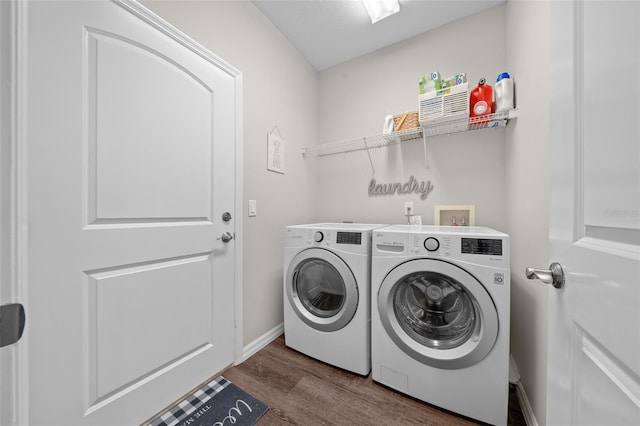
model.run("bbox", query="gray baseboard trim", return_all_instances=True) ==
[515,381,539,426]
[241,322,284,362]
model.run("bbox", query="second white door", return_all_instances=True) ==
[546,0,640,424]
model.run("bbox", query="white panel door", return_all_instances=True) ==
[546,1,640,424]
[19,0,239,424]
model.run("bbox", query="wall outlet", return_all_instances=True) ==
[404,202,414,216]
[410,215,422,225]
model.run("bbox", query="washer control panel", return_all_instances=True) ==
[372,226,509,267]
[409,234,452,256]
[423,237,440,252]
[461,237,503,256]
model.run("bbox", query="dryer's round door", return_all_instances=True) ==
[378,259,498,369]
[286,248,358,332]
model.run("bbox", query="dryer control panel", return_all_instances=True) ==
[286,226,377,255]
[313,230,364,245]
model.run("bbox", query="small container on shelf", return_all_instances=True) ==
[419,71,442,95]
[393,111,422,141]
[495,72,514,112]
[419,81,469,133]
[469,78,493,124]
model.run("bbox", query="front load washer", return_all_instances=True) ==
[284,223,385,375]
[371,225,510,425]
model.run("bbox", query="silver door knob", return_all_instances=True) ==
[218,232,233,243]
[526,262,565,289]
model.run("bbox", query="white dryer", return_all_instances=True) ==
[284,223,385,375]
[371,225,510,425]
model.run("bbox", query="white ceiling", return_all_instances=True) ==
[251,0,505,71]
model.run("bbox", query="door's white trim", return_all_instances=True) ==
[0,1,23,424]
[233,72,244,366]
[114,0,241,78]
[9,0,30,424]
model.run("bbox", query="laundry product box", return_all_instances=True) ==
[419,82,469,135]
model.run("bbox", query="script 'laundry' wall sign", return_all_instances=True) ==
[368,176,434,200]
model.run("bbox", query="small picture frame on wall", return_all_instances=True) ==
[267,126,285,174]
[434,205,476,227]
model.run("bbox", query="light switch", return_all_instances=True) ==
[248,200,257,217]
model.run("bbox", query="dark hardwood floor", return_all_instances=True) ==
[221,335,527,426]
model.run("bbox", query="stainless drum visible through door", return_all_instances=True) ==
[286,248,358,332]
[378,259,498,369]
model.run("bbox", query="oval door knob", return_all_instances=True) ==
[526,262,565,289]
[218,232,233,243]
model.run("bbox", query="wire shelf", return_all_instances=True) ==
[422,109,517,137]
[300,109,518,158]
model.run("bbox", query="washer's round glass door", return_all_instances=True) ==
[378,259,498,369]
[394,270,477,349]
[287,248,358,332]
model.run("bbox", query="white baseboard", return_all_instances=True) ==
[509,354,521,383]
[241,322,284,362]
[515,381,539,426]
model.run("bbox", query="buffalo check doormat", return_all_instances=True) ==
[146,376,268,426]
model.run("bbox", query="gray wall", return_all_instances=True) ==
[141,1,550,423]
[315,7,507,229]
[141,0,319,346]
[505,0,550,423]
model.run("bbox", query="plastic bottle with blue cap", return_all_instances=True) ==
[495,72,514,112]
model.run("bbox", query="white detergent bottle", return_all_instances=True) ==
[495,72,514,112]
